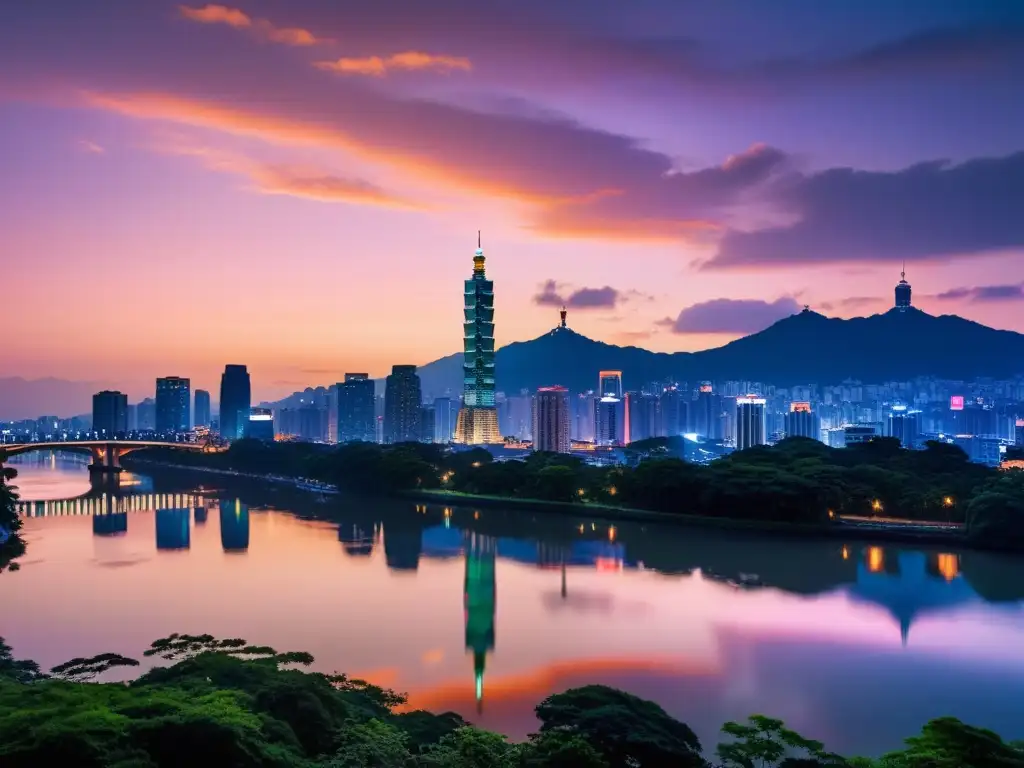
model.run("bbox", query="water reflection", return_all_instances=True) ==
[5,457,1024,756]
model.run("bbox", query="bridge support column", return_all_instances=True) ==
[88,445,123,490]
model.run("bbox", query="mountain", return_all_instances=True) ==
[0,377,112,421]
[414,308,1024,397]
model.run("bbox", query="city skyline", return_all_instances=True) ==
[3,1,1024,402]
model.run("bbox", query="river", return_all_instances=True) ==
[3,451,1023,756]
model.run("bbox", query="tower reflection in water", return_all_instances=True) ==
[464,532,496,712]
[156,508,191,550]
[219,499,250,552]
[92,510,128,536]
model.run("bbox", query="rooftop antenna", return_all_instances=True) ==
[901,259,906,281]
[477,229,481,249]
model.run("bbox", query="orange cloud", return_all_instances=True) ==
[316,52,472,77]
[154,141,421,210]
[178,4,324,46]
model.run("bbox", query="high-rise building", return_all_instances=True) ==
[659,386,686,437]
[844,424,880,446]
[245,407,275,440]
[337,373,376,443]
[433,397,457,443]
[136,398,156,432]
[155,377,190,433]
[92,390,128,436]
[694,383,722,439]
[219,364,251,440]
[895,263,912,312]
[503,391,533,440]
[735,396,767,450]
[573,392,596,441]
[420,404,436,443]
[784,401,819,440]
[887,405,921,449]
[298,406,328,442]
[455,233,501,445]
[194,389,211,428]
[627,392,661,443]
[532,386,570,453]
[599,371,623,399]
[594,396,623,446]
[384,365,422,443]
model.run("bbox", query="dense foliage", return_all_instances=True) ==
[0,634,1021,767]
[0,457,25,573]
[133,437,1022,540]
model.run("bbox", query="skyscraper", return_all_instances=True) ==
[92,390,128,435]
[194,389,211,428]
[455,233,501,444]
[219,364,251,440]
[784,401,819,440]
[598,371,623,399]
[895,263,912,312]
[659,386,685,436]
[245,407,275,440]
[433,397,457,443]
[594,371,625,445]
[627,392,661,443]
[533,386,570,453]
[887,405,921,449]
[136,398,156,431]
[735,396,767,450]
[155,377,190,433]
[337,373,376,442]
[384,365,422,443]
[694,383,722,439]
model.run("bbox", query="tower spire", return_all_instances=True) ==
[560,305,567,329]
[901,259,906,281]
[478,229,481,249]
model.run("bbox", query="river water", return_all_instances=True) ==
[3,452,1023,756]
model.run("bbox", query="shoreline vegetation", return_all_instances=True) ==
[2,633,1022,767]
[120,436,1024,553]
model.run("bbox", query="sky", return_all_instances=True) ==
[3,0,1024,406]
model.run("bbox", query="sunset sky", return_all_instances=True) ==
[3,0,1024,405]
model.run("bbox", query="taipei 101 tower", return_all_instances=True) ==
[454,232,502,444]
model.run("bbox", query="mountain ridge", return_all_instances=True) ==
[270,307,1024,408]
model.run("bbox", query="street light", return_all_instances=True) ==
[871,499,883,513]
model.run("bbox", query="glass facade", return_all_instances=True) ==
[219,364,251,440]
[455,237,501,443]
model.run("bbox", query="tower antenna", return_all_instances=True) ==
[560,305,567,329]
[477,229,481,249]
[901,259,906,281]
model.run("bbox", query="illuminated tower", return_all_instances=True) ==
[895,262,912,312]
[464,532,496,712]
[455,232,501,444]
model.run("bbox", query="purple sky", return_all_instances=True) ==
[2,0,1023,410]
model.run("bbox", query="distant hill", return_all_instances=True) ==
[273,308,1024,405]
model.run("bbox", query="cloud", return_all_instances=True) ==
[315,52,472,77]
[706,152,1024,269]
[178,4,324,46]
[663,297,801,334]
[936,283,1024,302]
[77,139,105,154]
[157,142,419,210]
[532,280,619,310]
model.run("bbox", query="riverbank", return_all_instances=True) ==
[126,457,974,549]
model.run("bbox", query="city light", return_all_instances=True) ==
[871,499,883,512]
[943,496,954,507]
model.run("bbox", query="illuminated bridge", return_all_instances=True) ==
[0,439,217,484]
[16,492,208,519]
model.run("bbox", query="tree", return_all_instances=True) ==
[717,715,845,768]
[0,637,44,683]
[143,633,313,667]
[0,464,25,573]
[876,716,1024,768]
[534,685,704,767]
[419,726,521,767]
[531,465,579,503]
[965,472,1024,550]
[50,653,140,682]
[520,730,610,768]
[324,718,411,767]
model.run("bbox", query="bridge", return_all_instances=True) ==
[0,439,218,486]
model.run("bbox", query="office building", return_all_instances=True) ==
[433,397,457,443]
[1016,419,1024,447]
[245,407,275,440]
[694,383,722,439]
[599,370,623,399]
[455,233,502,444]
[627,392,661,443]
[92,390,128,436]
[337,373,376,442]
[659,386,686,437]
[136,398,156,431]
[784,401,819,440]
[384,365,422,443]
[532,386,570,453]
[155,376,190,433]
[573,392,596,442]
[420,403,436,443]
[895,264,912,312]
[219,364,251,440]
[595,396,623,446]
[298,406,328,442]
[887,405,921,449]
[194,389,211,428]
[844,424,880,446]
[735,396,767,450]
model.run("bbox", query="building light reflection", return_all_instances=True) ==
[867,546,885,573]
[935,553,959,581]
